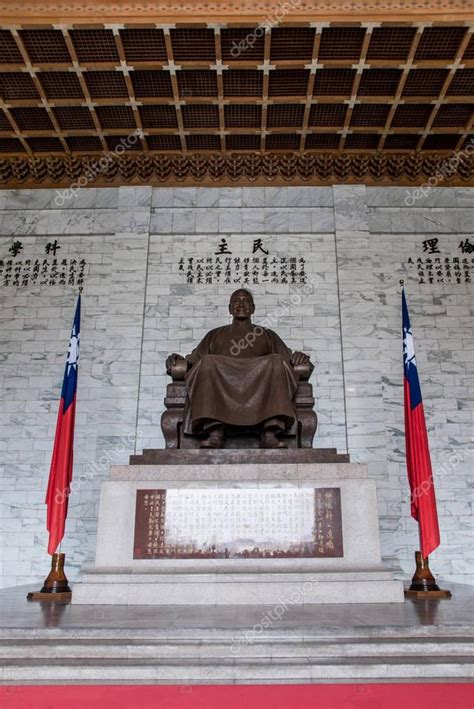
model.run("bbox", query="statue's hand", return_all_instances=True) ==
[166,353,184,374]
[291,351,310,366]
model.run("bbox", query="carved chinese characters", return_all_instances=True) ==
[133,488,343,559]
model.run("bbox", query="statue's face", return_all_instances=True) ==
[229,291,254,319]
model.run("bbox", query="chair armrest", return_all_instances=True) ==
[291,360,314,381]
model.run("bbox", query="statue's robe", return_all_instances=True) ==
[183,324,298,434]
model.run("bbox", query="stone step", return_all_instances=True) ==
[71,565,405,605]
[1,639,472,661]
[79,560,390,574]
[1,655,472,683]
[1,624,471,682]
[2,625,472,641]
[72,580,405,605]
[78,569,398,582]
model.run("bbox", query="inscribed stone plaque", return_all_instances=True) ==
[133,488,343,559]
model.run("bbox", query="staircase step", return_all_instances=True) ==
[0,628,472,683]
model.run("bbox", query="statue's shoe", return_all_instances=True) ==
[261,432,288,449]
[199,429,224,448]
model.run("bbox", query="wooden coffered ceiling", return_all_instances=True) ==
[0,1,473,187]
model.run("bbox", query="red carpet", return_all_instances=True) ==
[0,684,472,708]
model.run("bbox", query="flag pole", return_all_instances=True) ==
[400,281,451,600]
[28,289,82,603]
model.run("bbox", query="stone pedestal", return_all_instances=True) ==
[72,454,404,605]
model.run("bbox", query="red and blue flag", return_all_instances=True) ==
[402,288,440,558]
[45,296,81,555]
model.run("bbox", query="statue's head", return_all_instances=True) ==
[229,288,255,320]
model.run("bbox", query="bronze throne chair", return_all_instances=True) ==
[161,359,318,449]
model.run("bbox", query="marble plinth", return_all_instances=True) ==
[72,461,404,605]
[72,566,403,605]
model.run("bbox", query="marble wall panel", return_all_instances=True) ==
[0,185,472,589]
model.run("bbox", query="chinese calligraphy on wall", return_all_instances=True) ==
[0,240,87,288]
[179,238,307,285]
[407,238,473,285]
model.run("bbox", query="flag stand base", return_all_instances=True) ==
[404,551,451,599]
[27,552,72,603]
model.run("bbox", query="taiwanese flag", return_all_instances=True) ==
[45,296,81,555]
[402,288,440,558]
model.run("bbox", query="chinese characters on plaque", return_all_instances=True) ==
[178,239,307,285]
[133,490,166,558]
[133,488,343,560]
[407,238,473,285]
[314,488,342,557]
[0,240,87,288]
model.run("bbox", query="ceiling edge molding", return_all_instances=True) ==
[0,0,473,23]
[0,152,472,189]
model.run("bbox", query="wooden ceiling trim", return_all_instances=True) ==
[163,26,188,153]
[299,26,321,152]
[418,27,472,150]
[0,151,472,188]
[339,26,372,151]
[2,31,38,155]
[455,98,473,152]
[378,26,423,151]
[60,28,109,152]
[0,20,472,175]
[113,27,148,152]
[213,25,227,153]
[260,28,271,154]
[1,0,473,24]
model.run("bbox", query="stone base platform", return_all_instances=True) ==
[72,460,404,606]
[73,564,403,605]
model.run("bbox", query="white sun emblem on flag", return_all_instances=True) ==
[66,325,80,375]
[403,326,416,369]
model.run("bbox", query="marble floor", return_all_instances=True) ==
[0,582,472,631]
[0,583,472,684]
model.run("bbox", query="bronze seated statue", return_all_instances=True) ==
[162,289,317,450]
